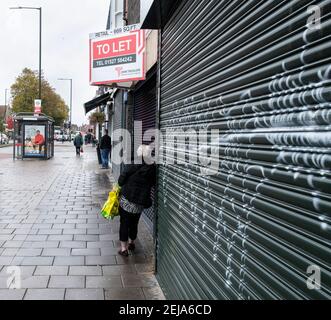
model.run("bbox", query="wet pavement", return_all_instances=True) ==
[0,142,165,300]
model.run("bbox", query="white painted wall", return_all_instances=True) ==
[108,0,124,29]
[140,0,154,25]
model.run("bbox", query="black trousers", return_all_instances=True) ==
[75,146,81,155]
[119,206,141,242]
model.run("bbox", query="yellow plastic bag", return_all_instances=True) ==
[100,185,121,220]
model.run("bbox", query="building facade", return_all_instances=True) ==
[87,0,331,300]
[103,0,158,229]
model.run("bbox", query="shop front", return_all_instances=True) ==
[143,0,331,300]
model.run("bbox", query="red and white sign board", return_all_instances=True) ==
[34,99,42,114]
[89,24,146,86]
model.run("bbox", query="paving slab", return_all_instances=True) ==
[86,256,116,266]
[38,229,62,235]
[86,276,123,288]
[20,276,50,289]
[42,248,71,256]
[24,289,65,300]
[101,247,121,256]
[2,241,24,248]
[122,274,158,288]
[20,257,54,266]
[74,235,99,242]
[1,248,19,256]
[71,248,100,256]
[63,229,87,235]
[0,257,15,265]
[143,287,166,300]
[69,266,102,276]
[65,289,104,300]
[25,235,48,241]
[0,289,26,300]
[102,265,136,275]
[59,241,86,249]
[16,249,42,257]
[105,288,145,300]
[0,235,14,241]
[0,266,36,278]
[48,276,85,288]
[34,266,69,276]
[53,256,85,266]
[135,263,155,274]
[87,241,114,249]
[22,241,60,248]
[47,235,73,241]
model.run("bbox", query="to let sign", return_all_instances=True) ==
[34,99,42,114]
[89,24,146,85]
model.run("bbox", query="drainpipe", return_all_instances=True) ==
[123,0,128,24]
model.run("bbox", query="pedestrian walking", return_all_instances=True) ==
[100,129,112,169]
[91,134,97,147]
[117,145,156,256]
[73,132,83,156]
[87,132,92,144]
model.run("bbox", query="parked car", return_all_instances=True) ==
[54,130,62,141]
[0,133,9,144]
[70,132,78,141]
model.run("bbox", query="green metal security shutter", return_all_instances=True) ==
[133,69,157,231]
[133,70,157,154]
[157,0,331,299]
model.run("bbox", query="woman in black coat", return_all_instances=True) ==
[117,145,156,256]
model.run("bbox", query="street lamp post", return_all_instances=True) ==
[4,89,8,117]
[10,6,42,100]
[1,89,8,144]
[58,78,73,127]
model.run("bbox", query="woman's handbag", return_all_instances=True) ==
[100,185,121,220]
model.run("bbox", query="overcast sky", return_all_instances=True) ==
[0,0,110,126]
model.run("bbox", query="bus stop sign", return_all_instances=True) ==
[34,99,42,114]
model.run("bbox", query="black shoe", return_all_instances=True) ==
[128,243,135,251]
[118,249,129,257]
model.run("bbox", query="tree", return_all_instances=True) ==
[89,111,105,125]
[11,68,68,126]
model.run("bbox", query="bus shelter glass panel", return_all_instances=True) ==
[47,123,54,158]
[14,121,23,159]
[23,124,46,158]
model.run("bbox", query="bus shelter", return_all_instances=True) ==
[13,113,55,160]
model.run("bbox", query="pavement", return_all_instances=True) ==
[0,142,165,300]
